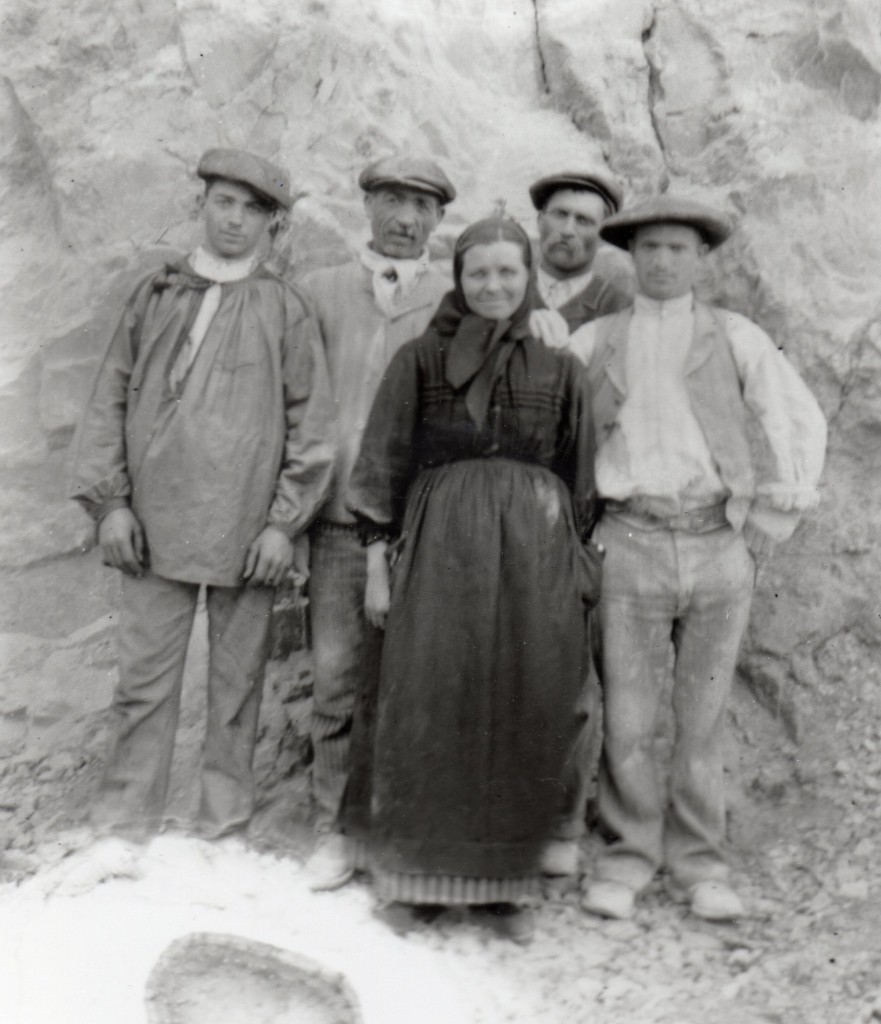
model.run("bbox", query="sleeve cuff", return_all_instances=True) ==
[94,497,131,524]
[755,482,820,513]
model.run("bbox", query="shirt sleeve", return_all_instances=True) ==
[345,341,421,535]
[67,277,154,522]
[552,353,600,539]
[567,320,599,367]
[722,311,828,542]
[265,291,337,539]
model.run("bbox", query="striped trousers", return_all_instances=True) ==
[308,523,382,833]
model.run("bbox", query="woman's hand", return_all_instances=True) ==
[528,309,570,349]
[365,540,391,629]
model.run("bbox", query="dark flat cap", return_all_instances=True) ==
[529,171,623,215]
[358,156,456,205]
[197,148,292,209]
[600,195,733,250]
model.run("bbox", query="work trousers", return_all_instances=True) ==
[92,571,274,840]
[593,514,755,890]
[551,617,603,841]
[308,523,382,833]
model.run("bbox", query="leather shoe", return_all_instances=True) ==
[303,833,355,892]
[582,880,636,920]
[473,903,535,945]
[540,839,579,877]
[689,880,745,921]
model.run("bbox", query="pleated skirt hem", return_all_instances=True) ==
[374,872,538,906]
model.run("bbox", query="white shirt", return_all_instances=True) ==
[537,266,594,310]
[566,291,827,538]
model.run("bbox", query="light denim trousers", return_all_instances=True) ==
[593,513,755,890]
[93,571,274,841]
[308,523,382,833]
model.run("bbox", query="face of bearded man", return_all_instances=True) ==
[537,188,608,280]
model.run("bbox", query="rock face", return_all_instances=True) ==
[0,0,879,849]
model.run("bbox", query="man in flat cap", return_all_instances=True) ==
[547,195,826,921]
[528,170,631,881]
[68,148,335,878]
[298,155,455,890]
[530,170,631,332]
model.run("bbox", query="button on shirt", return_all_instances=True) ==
[537,266,594,311]
[600,292,725,513]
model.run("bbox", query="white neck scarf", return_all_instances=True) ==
[168,247,259,391]
[359,242,431,318]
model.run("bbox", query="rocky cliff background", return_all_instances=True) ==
[1,3,880,1012]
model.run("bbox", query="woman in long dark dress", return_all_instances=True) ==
[344,217,602,942]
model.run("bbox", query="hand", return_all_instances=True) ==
[243,526,295,587]
[98,507,146,577]
[365,541,391,629]
[528,309,570,349]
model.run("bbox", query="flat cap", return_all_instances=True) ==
[529,170,623,215]
[358,155,456,205]
[600,195,733,250]
[197,148,292,209]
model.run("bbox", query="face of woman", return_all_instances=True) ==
[459,240,530,320]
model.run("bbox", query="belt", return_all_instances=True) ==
[311,519,362,535]
[603,499,729,533]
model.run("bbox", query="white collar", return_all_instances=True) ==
[359,242,431,278]
[633,291,694,317]
[190,245,259,283]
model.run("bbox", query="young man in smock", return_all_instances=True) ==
[70,148,335,871]
[298,156,456,890]
[546,195,826,921]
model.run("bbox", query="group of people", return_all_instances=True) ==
[70,146,827,943]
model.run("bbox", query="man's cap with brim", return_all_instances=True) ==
[358,156,456,205]
[600,195,733,250]
[197,148,292,210]
[529,171,623,215]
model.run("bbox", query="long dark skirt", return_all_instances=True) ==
[343,457,596,904]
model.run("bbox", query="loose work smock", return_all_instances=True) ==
[71,260,335,586]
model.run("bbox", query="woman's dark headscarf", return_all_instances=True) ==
[434,216,537,426]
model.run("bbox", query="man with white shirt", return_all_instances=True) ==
[69,149,335,867]
[555,196,827,921]
[530,171,631,331]
[299,155,455,889]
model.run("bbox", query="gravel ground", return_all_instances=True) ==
[1,485,879,1022]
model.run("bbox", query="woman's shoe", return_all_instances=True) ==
[473,903,535,945]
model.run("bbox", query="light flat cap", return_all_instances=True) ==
[197,148,292,209]
[358,155,456,205]
[529,170,623,215]
[600,195,733,250]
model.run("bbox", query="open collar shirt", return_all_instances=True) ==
[566,291,827,539]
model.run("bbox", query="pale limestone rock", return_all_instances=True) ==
[0,0,879,794]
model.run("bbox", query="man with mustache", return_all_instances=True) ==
[298,156,456,890]
[530,170,631,881]
[68,149,335,879]
[546,195,826,921]
[531,170,631,331]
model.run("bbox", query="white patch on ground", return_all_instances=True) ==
[0,834,528,1024]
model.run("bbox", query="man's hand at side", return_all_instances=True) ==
[243,526,295,587]
[98,507,147,577]
[364,540,390,629]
